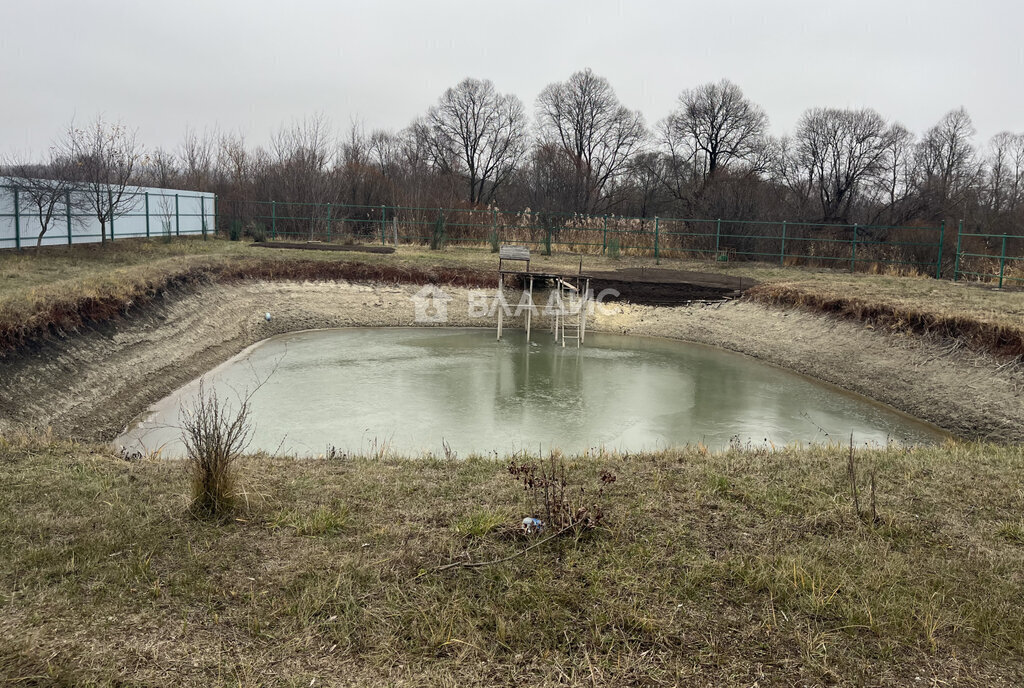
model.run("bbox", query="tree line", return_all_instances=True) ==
[5,68,1024,248]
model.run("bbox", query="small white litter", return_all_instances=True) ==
[522,517,544,534]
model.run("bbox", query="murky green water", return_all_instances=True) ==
[117,328,945,457]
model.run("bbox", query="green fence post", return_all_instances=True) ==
[999,235,1007,289]
[326,203,332,242]
[13,186,20,250]
[175,194,180,236]
[144,192,150,238]
[200,196,206,239]
[935,220,945,279]
[715,218,721,255]
[110,212,114,241]
[381,205,386,245]
[654,216,660,261]
[602,214,608,255]
[271,200,277,239]
[213,195,218,236]
[851,224,858,272]
[953,220,963,281]
[66,190,73,245]
[780,221,787,265]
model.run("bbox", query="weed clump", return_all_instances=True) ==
[246,221,267,242]
[607,237,621,259]
[507,453,614,534]
[180,380,253,519]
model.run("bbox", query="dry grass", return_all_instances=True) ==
[0,239,496,354]
[1,237,1021,358]
[1,434,1023,685]
[747,280,1024,358]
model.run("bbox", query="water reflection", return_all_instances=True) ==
[117,328,946,457]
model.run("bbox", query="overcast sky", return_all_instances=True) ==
[2,0,1022,158]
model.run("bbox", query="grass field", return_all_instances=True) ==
[1,434,1023,685]
[2,239,1024,685]
[1,237,1021,357]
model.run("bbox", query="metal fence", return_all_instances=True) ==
[10,190,1021,287]
[219,199,947,276]
[0,183,216,249]
[954,224,1024,288]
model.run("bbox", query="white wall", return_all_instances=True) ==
[0,180,216,248]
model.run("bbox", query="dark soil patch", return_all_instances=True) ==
[252,241,395,254]
[583,267,757,306]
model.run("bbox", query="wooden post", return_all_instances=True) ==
[496,273,503,340]
[525,275,533,342]
[581,278,589,344]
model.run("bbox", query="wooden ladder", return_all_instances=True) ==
[552,278,589,348]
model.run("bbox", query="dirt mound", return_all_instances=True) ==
[583,267,757,306]
[251,241,395,254]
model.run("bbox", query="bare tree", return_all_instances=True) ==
[985,132,1024,216]
[138,148,181,188]
[424,78,528,204]
[664,79,768,185]
[339,122,390,207]
[59,117,143,243]
[536,68,647,213]
[915,108,981,219]
[179,126,216,191]
[793,107,894,222]
[866,123,919,225]
[268,114,336,206]
[216,131,251,199]
[3,151,80,247]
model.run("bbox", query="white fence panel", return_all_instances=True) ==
[0,179,216,249]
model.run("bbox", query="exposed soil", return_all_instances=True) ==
[0,260,496,355]
[521,266,757,306]
[251,241,395,254]
[587,266,756,290]
[1,281,1021,444]
[748,282,1024,359]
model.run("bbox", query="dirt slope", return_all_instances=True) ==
[1,281,1020,443]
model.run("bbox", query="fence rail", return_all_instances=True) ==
[7,191,1021,287]
[954,224,1024,288]
[219,199,947,276]
[0,184,216,248]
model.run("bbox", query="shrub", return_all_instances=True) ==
[507,453,615,534]
[247,222,267,242]
[180,381,253,519]
[229,220,242,242]
[607,237,621,259]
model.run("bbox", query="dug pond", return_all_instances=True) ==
[116,328,947,457]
